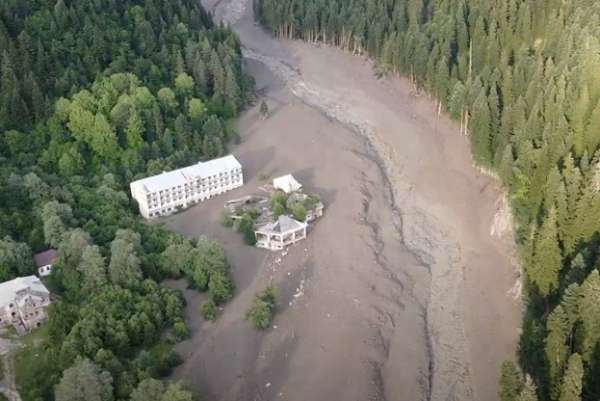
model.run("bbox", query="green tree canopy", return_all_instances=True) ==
[55,358,113,401]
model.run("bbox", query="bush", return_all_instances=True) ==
[303,194,321,210]
[201,300,218,321]
[248,208,260,220]
[134,343,183,377]
[246,300,272,330]
[291,203,306,221]
[273,203,286,217]
[164,349,183,373]
[220,209,233,227]
[190,267,209,291]
[172,319,189,340]
[238,215,256,246]
[208,270,235,304]
[246,286,278,330]
[260,100,269,118]
[271,191,287,210]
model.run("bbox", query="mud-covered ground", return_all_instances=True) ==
[165,1,522,400]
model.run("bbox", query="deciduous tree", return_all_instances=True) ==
[55,358,113,401]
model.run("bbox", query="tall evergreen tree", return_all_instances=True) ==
[579,270,600,362]
[529,209,562,296]
[470,88,493,165]
[499,361,523,401]
[517,377,540,401]
[545,305,571,399]
[559,353,584,401]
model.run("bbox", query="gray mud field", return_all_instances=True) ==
[164,1,523,401]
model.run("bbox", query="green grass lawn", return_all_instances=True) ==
[19,325,49,348]
[15,324,51,377]
[14,325,55,401]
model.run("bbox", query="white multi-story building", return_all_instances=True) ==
[130,155,244,219]
[0,276,51,332]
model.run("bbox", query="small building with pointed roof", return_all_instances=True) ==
[273,174,302,194]
[255,215,308,251]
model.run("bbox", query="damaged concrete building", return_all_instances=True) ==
[0,276,51,333]
[255,215,308,251]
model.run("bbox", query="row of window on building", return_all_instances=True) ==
[130,155,244,219]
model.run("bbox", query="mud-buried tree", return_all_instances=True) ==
[246,286,279,330]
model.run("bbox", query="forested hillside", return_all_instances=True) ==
[0,0,251,130]
[0,0,250,400]
[255,0,600,400]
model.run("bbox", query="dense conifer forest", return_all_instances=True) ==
[255,0,600,400]
[0,0,251,400]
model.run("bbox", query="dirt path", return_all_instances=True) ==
[168,1,522,400]
[0,338,22,401]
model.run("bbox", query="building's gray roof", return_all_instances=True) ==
[131,155,242,194]
[33,249,58,268]
[139,169,187,193]
[0,276,50,307]
[182,156,242,180]
[256,215,306,234]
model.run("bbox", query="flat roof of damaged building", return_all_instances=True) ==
[131,155,242,194]
[0,276,49,306]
